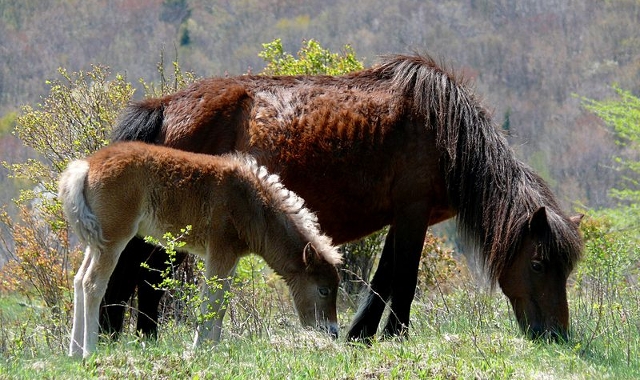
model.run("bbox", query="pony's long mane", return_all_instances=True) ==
[376,54,582,283]
[231,154,342,265]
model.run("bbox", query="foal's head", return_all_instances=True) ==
[497,207,583,341]
[287,244,341,338]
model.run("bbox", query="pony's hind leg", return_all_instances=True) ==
[135,247,187,339]
[69,248,93,357]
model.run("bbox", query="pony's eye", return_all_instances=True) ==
[531,261,544,273]
[318,287,330,298]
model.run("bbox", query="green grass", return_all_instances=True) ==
[2,218,638,379]
[1,279,637,380]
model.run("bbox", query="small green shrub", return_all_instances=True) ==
[259,38,363,76]
[570,215,639,368]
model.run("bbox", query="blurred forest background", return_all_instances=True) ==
[0,0,639,260]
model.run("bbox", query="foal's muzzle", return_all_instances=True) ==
[321,322,339,339]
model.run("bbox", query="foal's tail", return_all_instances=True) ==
[110,98,164,143]
[58,160,106,249]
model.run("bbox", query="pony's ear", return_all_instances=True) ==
[529,207,550,235]
[570,214,584,227]
[303,243,321,268]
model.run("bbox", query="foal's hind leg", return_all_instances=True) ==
[99,238,147,339]
[69,248,93,357]
[81,242,127,358]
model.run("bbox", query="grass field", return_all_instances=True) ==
[1,265,638,380]
[0,217,637,379]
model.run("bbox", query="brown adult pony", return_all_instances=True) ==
[107,54,583,342]
[59,141,341,358]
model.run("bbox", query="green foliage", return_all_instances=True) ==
[340,228,386,295]
[418,232,468,293]
[575,216,637,290]
[0,57,195,327]
[576,87,639,370]
[581,85,640,232]
[571,216,639,368]
[139,50,197,98]
[259,38,363,76]
[582,86,640,145]
[0,65,133,311]
[7,66,133,184]
[0,112,17,137]
[142,227,211,330]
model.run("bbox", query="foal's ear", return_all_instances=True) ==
[303,243,321,267]
[529,207,550,234]
[570,214,584,227]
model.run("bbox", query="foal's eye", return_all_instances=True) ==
[530,261,544,274]
[318,287,330,298]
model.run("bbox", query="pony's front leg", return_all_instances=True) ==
[193,256,238,347]
[69,248,92,357]
[346,227,396,342]
[381,207,429,338]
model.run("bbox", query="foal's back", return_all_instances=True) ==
[85,141,251,254]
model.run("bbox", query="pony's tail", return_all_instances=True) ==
[110,98,164,143]
[58,160,106,249]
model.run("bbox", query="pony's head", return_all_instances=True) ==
[497,207,583,341]
[287,243,341,338]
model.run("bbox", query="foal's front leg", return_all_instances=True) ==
[193,256,238,347]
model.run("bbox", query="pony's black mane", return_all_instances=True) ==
[377,54,582,283]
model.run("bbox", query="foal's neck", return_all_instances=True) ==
[255,232,307,280]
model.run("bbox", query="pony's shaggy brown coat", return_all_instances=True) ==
[110,54,583,341]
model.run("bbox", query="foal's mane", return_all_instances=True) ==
[375,54,582,283]
[230,154,341,266]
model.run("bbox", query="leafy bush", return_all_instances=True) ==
[417,232,469,296]
[570,216,639,367]
[0,66,133,303]
[573,87,640,367]
[581,85,640,233]
[0,65,135,357]
[259,38,363,76]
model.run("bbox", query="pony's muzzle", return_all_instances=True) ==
[527,324,568,343]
